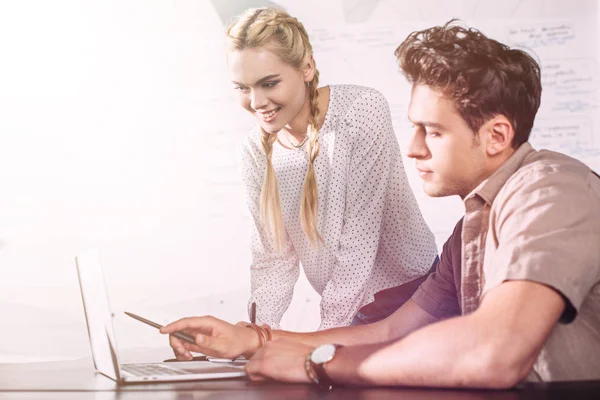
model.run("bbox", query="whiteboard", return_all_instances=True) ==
[274,0,600,244]
[200,0,600,329]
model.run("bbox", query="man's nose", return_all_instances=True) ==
[406,129,429,159]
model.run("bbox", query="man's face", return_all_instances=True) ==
[407,84,491,199]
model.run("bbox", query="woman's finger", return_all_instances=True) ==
[169,335,192,360]
[160,316,218,334]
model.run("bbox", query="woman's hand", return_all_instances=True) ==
[160,316,260,360]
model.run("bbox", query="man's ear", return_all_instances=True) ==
[482,115,515,156]
[303,56,316,83]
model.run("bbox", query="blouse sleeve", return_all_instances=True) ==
[239,139,300,329]
[319,90,430,329]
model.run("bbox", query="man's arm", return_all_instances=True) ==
[273,298,438,347]
[324,280,564,388]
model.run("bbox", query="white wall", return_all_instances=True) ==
[0,0,598,363]
[0,0,258,362]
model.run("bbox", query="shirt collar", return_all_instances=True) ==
[464,142,536,206]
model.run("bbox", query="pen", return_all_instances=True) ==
[124,311,197,345]
[250,302,256,324]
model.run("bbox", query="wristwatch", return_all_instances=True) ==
[305,343,343,390]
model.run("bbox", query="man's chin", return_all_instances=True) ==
[423,183,454,198]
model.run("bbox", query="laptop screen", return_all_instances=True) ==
[75,249,121,381]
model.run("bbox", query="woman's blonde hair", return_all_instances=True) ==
[226,7,322,250]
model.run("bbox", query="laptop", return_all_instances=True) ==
[74,249,247,383]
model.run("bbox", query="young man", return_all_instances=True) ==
[161,21,600,388]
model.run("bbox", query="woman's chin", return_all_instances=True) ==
[259,123,281,135]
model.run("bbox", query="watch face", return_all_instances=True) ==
[311,343,336,364]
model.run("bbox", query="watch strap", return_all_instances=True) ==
[304,352,319,385]
[309,344,343,390]
[312,360,335,390]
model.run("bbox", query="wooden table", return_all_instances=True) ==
[1,349,599,399]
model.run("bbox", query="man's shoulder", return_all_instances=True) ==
[503,149,594,197]
[490,148,600,237]
[521,148,590,174]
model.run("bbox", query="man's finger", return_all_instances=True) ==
[245,360,266,381]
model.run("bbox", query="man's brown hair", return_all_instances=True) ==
[395,20,542,148]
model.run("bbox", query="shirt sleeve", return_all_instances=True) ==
[412,218,463,319]
[239,139,300,329]
[319,90,431,329]
[483,164,600,323]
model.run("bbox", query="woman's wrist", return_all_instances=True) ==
[243,323,272,357]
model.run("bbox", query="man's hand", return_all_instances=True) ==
[245,338,314,383]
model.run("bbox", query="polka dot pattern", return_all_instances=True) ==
[239,85,438,329]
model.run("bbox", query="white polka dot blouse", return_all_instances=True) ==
[239,84,438,329]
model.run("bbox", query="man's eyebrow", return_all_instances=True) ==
[408,118,445,129]
[231,74,281,86]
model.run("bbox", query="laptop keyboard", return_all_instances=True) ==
[121,363,188,377]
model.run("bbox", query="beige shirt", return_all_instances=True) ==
[459,142,600,382]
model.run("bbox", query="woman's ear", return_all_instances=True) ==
[303,56,316,83]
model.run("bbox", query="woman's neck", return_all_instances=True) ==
[284,92,312,141]
[284,86,330,141]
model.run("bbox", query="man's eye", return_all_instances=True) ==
[263,81,279,88]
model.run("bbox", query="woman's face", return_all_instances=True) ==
[228,47,312,134]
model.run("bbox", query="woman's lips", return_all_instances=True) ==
[257,107,281,122]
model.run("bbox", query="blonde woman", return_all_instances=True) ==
[224,7,436,330]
